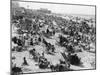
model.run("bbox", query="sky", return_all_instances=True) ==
[14,1,95,15]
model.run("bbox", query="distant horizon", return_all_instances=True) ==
[24,7,95,17]
[12,0,95,16]
[52,12,95,16]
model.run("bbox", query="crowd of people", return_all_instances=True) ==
[11,3,96,74]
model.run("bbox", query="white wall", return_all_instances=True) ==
[0,0,99,75]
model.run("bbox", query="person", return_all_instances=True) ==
[12,64,22,75]
[67,45,74,53]
[42,52,44,57]
[67,53,71,68]
[68,54,81,66]
[38,56,49,69]
[30,38,33,45]
[22,57,28,66]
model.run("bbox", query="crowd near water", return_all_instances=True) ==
[11,3,96,74]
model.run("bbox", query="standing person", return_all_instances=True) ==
[22,57,28,66]
[61,52,71,69]
[67,53,71,68]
